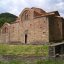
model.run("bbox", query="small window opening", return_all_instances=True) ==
[40,26,42,28]
[3,27,8,33]
[44,21,45,23]
[43,32,46,34]
[25,13,28,20]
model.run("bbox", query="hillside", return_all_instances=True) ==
[0,13,18,27]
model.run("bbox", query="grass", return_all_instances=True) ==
[0,44,49,56]
[0,44,64,64]
[0,59,64,64]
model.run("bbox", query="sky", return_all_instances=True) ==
[0,0,64,17]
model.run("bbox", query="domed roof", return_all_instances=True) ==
[31,7,46,14]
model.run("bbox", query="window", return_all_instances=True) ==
[44,21,45,23]
[30,24,32,27]
[40,26,42,28]
[13,26,15,32]
[4,27,7,33]
[25,13,28,20]
[3,27,8,33]
[21,10,29,21]
[43,32,46,34]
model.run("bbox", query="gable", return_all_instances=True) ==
[31,7,46,14]
[19,7,47,21]
[31,7,47,17]
[1,23,10,29]
[1,23,10,33]
[19,8,31,21]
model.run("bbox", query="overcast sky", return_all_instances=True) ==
[0,0,64,17]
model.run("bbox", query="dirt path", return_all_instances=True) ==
[0,55,48,61]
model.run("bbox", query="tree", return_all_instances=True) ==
[0,12,17,27]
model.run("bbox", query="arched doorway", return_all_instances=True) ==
[25,34,27,44]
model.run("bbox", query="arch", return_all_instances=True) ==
[19,8,30,17]
[1,23,10,34]
[19,8,31,21]
[2,26,8,33]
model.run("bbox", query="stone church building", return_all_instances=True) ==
[0,7,64,44]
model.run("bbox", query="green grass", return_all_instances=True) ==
[0,44,48,56]
[0,44,64,64]
[0,59,64,64]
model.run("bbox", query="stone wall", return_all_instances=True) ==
[0,8,63,44]
[18,16,49,44]
[9,22,21,44]
[0,23,10,44]
[28,17,49,44]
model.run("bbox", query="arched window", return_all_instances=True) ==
[21,10,29,21]
[12,26,15,32]
[4,27,7,33]
[25,11,28,20]
[2,27,8,33]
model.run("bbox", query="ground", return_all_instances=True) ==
[0,59,64,64]
[0,44,64,64]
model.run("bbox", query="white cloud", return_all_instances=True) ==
[26,0,50,10]
[56,2,64,6]
[60,13,64,17]
[0,0,29,15]
[7,0,30,15]
[54,2,64,10]
[8,8,19,15]
[0,0,64,17]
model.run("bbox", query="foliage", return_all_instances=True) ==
[0,13,17,27]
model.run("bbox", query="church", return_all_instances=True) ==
[0,7,64,44]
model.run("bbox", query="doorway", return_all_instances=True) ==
[25,34,27,44]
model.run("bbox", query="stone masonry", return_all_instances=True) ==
[0,7,64,44]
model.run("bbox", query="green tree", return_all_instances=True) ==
[0,12,17,27]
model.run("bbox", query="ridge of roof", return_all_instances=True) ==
[48,11,60,16]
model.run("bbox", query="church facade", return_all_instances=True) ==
[0,7,64,44]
